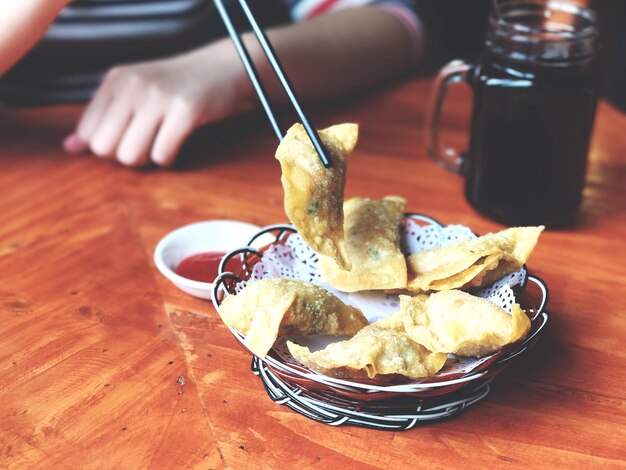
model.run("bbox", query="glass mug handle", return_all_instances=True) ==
[426,60,472,174]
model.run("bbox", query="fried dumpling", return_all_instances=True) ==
[400,291,531,358]
[275,123,358,270]
[218,278,368,357]
[319,196,407,292]
[406,226,544,293]
[287,313,447,380]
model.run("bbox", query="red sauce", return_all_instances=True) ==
[175,251,227,283]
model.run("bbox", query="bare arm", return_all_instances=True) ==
[0,0,70,75]
[65,6,422,167]
[240,6,420,106]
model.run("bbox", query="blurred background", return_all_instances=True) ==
[1,0,624,111]
[429,0,626,112]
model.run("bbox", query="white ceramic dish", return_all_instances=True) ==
[154,220,260,299]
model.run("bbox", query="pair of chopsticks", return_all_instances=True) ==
[213,0,332,168]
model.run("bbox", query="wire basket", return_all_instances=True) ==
[211,215,550,428]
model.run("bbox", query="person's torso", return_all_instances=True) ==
[0,0,289,105]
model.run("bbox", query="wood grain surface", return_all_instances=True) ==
[1,78,625,469]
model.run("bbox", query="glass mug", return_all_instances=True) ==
[427,0,600,227]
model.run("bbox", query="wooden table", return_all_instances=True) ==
[1,78,625,469]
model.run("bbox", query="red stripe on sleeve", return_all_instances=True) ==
[305,0,340,19]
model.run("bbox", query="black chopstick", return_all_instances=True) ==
[213,0,332,168]
[213,0,283,142]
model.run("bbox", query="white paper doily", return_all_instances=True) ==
[226,218,530,380]
[238,219,526,319]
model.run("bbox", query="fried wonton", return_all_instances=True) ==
[406,226,544,293]
[319,196,407,292]
[275,123,359,270]
[287,313,447,380]
[218,278,368,358]
[400,291,531,358]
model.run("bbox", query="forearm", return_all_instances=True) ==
[218,6,420,109]
[62,5,420,168]
[0,0,70,75]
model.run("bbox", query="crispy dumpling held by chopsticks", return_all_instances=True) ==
[319,196,407,292]
[406,226,544,293]
[287,312,447,380]
[275,123,358,271]
[217,278,368,358]
[400,290,531,358]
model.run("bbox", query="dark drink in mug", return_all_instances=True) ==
[428,1,599,227]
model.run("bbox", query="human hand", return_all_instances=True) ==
[63,41,253,167]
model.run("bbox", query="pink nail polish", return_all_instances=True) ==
[63,134,86,154]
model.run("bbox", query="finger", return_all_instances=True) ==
[62,133,89,154]
[75,73,117,143]
[117,106,164,167]
[89,92,135,158]
[151,101,198,167]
